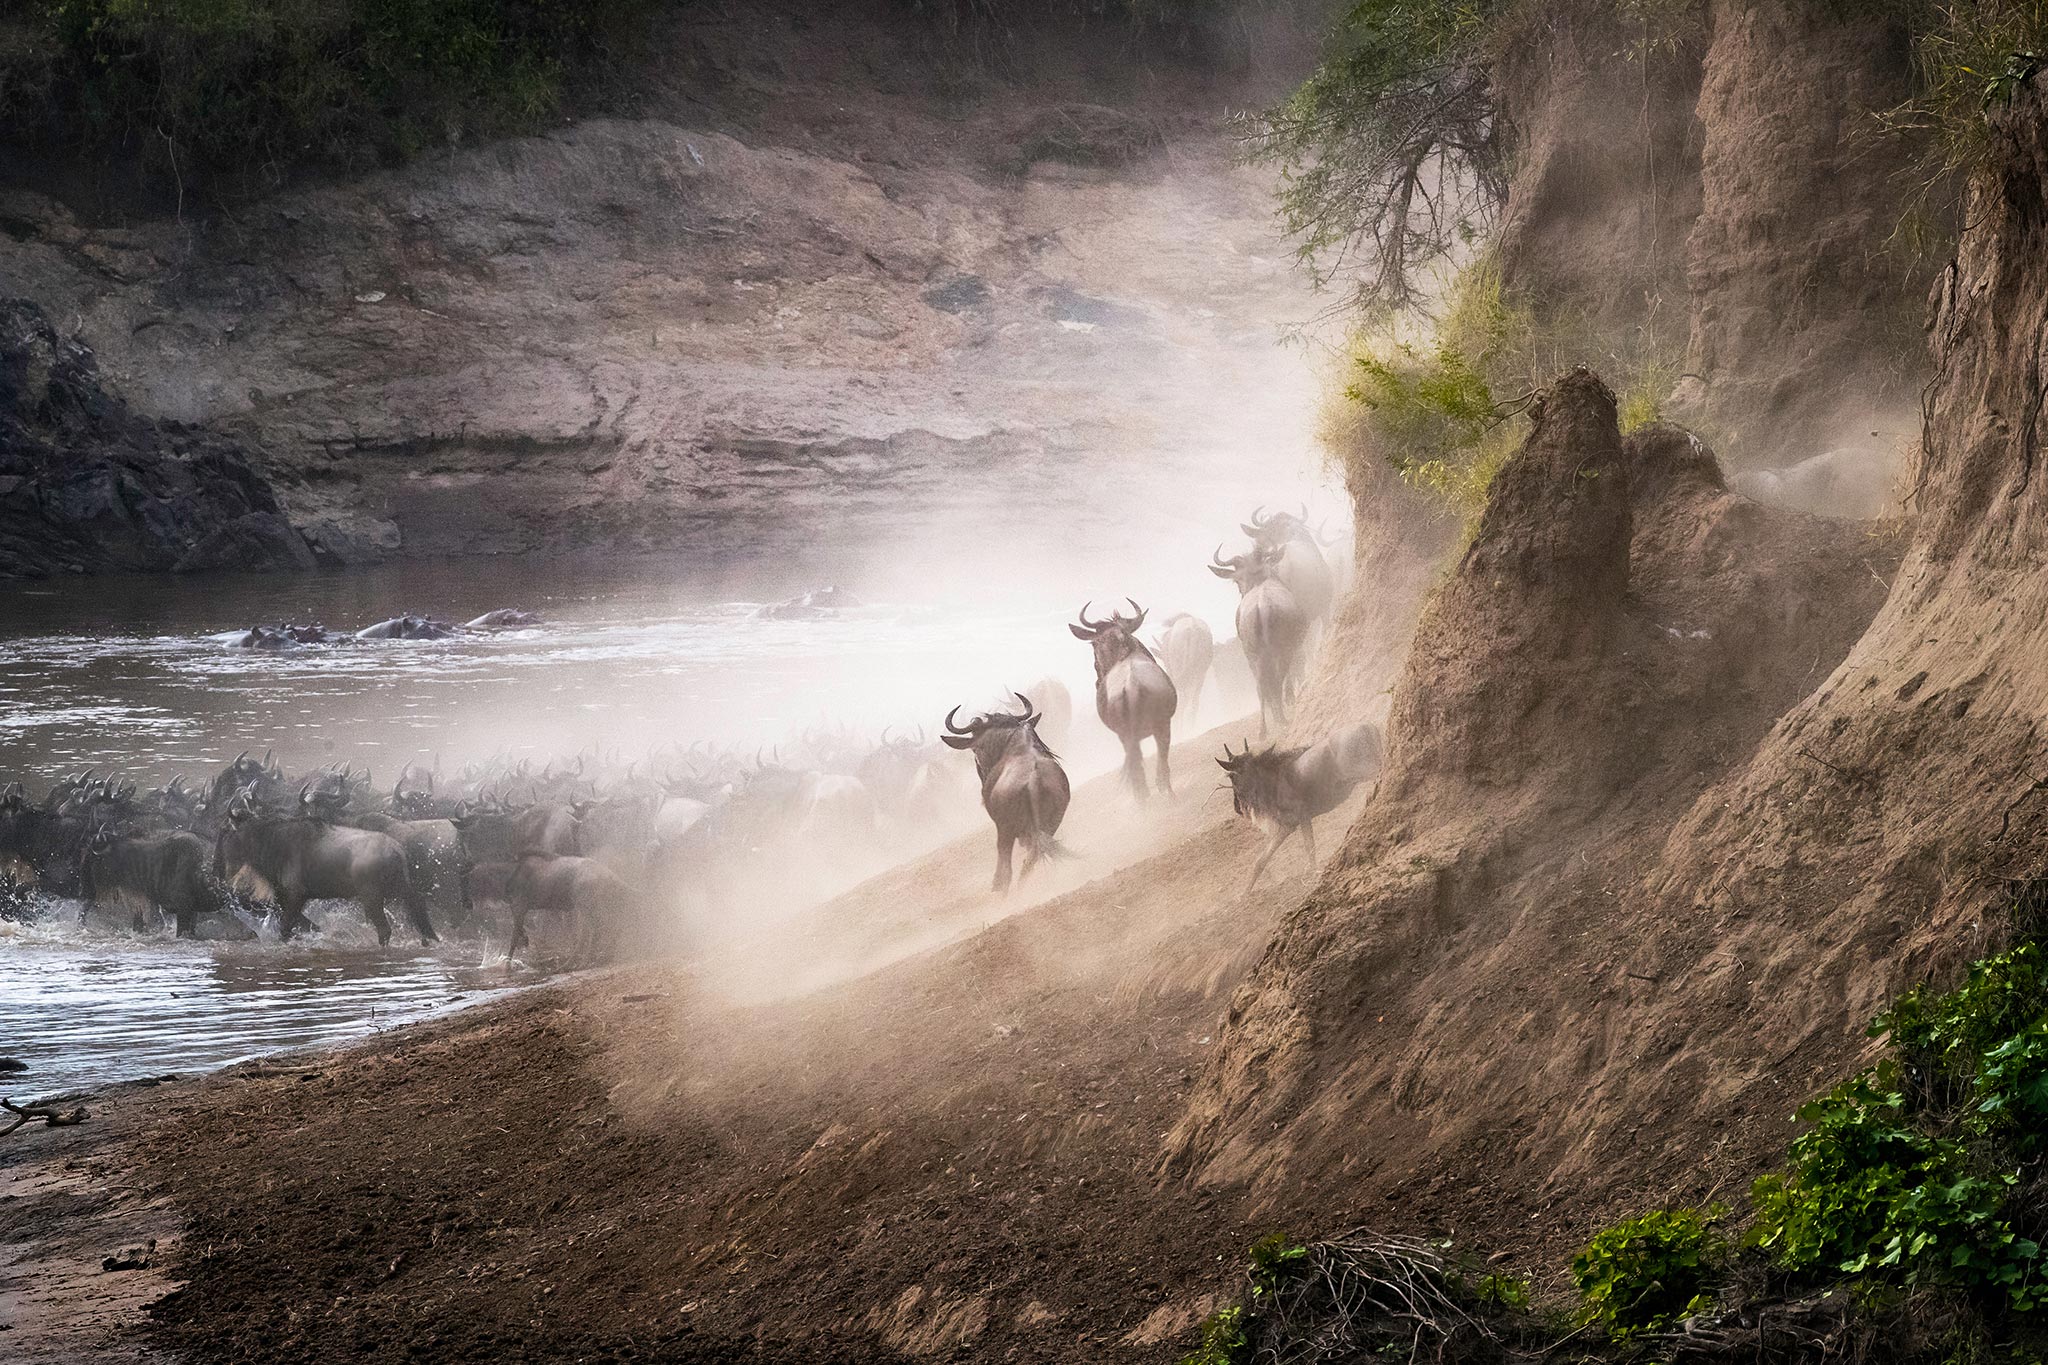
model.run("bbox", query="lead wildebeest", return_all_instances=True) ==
[1154,614,1215,724]
[216,796,438,944]
[80,826,221,936]
[1210,546,1309,737]
[941,694,1071,894]
[1070,600,1178,798]
[1217,722,1384,891]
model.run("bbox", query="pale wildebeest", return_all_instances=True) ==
[941,694,1071,894]
[469,854,641,957]
[80,826,221,936]
[1070,600,1178,798]
[1153,614,1215,725]
[1243,507,1335,635]
[1210,546,1309,737]
[1010,677,1073,750]
[216,796,437,944]
[1217,721,1384,891]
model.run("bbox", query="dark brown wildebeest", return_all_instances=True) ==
[215,796,438,945]
[1069,600,1178,798]
[79,826,221,936]
[1216,721,1384,891]
[448,799,586,865]
[347,810,466,923]
[941,693,1071,894]
[1210,545,1309,737]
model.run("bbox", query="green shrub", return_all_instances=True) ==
[1181,1304,1247,1365]
[1875,944,2048,1107]
[1570,1205,1728,1340]
[1747,1074,2035,1295]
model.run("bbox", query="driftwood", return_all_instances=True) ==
[1,1096,87,1136]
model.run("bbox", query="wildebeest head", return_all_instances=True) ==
[1208,543,1285,595]
[1241,504,1312,549]
[941,694,1052,778]
[1215,739,1306,819]
[1068,600,1152,673]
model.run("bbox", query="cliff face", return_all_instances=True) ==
[0,298,311,577]
[1170,76,2048,1267]
[0,2,1323,569]
[1495,0,1924,475]
[1676,0,1923,461]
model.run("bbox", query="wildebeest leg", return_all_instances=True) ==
[993,833,1015,895]
[1301,819,1318,873]
[174,902,198,938]
[400,883,439,944]
[509,903,530,957]
[1244,825,1293,894]
[1122,736,1149,799]
[133,899,150,933]
[1154,725,1173,795]
[276,891,307,941]
[359,895,394,947]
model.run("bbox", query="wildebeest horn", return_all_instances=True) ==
[943,706,973,735]
[1121,598,1147,630]
[234,751,248,767]
[1011,692,1034,717]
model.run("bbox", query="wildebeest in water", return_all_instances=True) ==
[941,693,1071,894]
[215,793,438,944]
[1070,600,1177,798]
[79,824,222,936]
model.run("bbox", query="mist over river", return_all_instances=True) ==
[0,539,1303,789]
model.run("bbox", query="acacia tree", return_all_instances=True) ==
[1245,0,1512,315]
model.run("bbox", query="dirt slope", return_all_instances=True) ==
[1167,370,1904,1261]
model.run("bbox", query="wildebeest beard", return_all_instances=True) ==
[1221,745,1312,822]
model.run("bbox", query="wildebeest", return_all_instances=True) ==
[345,810,466,922]
[1243,506,1336,631]
[1154,614,1215,724]
[0,782,91,897]
[471,853,642,956]
[80,826,221,936]
[1217,722,1384,891]
[1011,676,1073,750]
[941,694,1071,894]
[356,615,457,641]
[449,799,587,865]
[216,797,437,944]
[464,609,542,629]
[1210,546,1309,737]
[1070,600,1178,798]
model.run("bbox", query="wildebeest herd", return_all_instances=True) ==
[0,509,1379,958]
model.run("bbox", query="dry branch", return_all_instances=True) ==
[1,1096,88,1136]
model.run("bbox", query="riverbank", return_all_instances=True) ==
[4,712,1345,1362]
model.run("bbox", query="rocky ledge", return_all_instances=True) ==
[0,298,312,577]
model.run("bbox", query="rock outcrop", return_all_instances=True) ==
[0,298,311,577]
